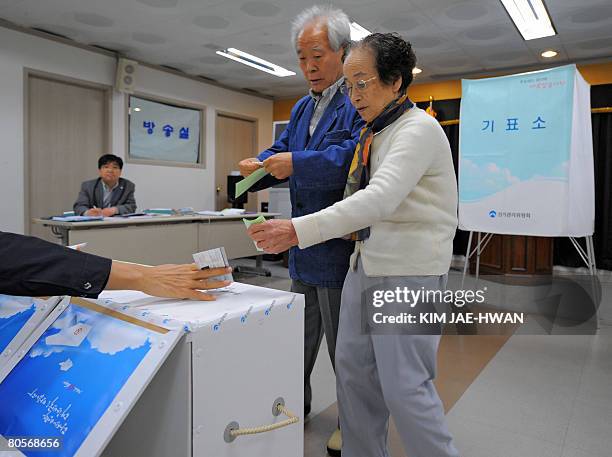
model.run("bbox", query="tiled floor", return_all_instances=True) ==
[232,259,612,457]
[447,328,612,457]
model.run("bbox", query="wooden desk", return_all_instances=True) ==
[32,213,279,265]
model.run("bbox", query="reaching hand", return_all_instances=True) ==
[101,207,118,217]
[263,153,293,180]
[107,262,233,300]
[239,157,263,177]
[247,219,298,254]
[85,208,103,217]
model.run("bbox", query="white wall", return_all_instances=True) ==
[0,26,273,234]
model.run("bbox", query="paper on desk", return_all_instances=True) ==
[122,215,154,220]
[196,208,246,216]
[196,210,224,216]
[243,215,266,252]
[221,208,246,216]
[51,215,104,222]
[120,212,148,218]
[235,167,268,199]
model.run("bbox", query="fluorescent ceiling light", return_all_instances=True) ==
[541,49,557,58]
[412,67,422,75]
[133,107,141,112]
[500,0,556,40]
[350,22,371,41]
[216,48,295,77]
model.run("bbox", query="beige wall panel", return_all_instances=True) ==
[27,74,109,240]
[215,114,257,212]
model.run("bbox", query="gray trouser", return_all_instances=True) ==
[291,279,342,412]
[336,259,460,457]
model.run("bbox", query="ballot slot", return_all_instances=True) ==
[0,297,183,457]
[0,295,64,369]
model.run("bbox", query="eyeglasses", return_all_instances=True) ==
[340,76,377,96]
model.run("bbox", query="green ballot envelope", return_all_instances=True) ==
[243,215,267,252]
[235,168,268,199]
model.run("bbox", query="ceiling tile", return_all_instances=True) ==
[0,0,610,98]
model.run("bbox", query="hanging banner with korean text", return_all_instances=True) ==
[458,64,594,236]
[129,96,202,164]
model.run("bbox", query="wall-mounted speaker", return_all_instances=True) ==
[115,58,138,94]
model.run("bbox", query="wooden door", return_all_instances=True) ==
[27,74,110,241]
[215,113,257,212]
[469,234,553,275]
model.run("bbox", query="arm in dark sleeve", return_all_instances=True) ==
[73,182,93,216]
[0,232,112,298]
[116,182,136,215]
[292,112,364,189]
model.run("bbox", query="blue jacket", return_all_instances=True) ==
[253,90,364,288]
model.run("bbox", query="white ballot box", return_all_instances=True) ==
[101,282,304,457]
[0,283,304,457]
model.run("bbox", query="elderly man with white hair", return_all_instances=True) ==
[238,5,364,455]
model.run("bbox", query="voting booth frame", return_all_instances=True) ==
[461,232,597,282]
[0,286,304,457]
[458,65,597,297]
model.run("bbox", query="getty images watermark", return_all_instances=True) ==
[370,286,520,324]
[361,275,601,335]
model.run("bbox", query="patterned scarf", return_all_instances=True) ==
[344,93,413,241]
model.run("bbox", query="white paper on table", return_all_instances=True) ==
[196,210,224,216]
[196,208,246,216]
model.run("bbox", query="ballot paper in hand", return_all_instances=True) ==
[192,247,234,282]
[235,167,268,199]
[243,215,267,252]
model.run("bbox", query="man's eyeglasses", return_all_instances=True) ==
[340,76,377,96]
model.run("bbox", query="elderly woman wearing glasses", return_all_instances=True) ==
[248,33,460,457]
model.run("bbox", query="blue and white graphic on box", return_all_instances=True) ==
[0,295,36,354]
[0,302,153,457]
[458,64,594,236]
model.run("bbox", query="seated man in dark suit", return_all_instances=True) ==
[73,154,136,216]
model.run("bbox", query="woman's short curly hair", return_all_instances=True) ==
[350,33,417,94]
